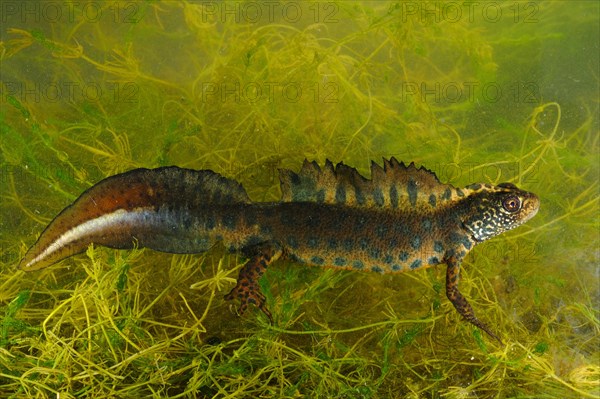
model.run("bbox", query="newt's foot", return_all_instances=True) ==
[224,278,272,322]
[224,242,282,323]
[446,259,503,344]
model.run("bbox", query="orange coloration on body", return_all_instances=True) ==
[20,159,540,342]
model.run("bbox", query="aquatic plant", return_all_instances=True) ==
[1,1,597,397]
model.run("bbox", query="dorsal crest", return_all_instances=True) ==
[279,157,456,210]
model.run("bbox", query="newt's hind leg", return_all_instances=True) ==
[224,242,282,322]
[446,259,503,344]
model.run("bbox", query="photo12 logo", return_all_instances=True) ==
[1,81,139,104]
[199,81,338,104]
[197,1,339,24]
[423,162,539,186]
[1,1,142,23]
[0,162,79,192]
[400,81,541,104]
[391,2,539,23]
[470,240,539,265]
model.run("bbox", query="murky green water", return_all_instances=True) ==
[1,1,598,397]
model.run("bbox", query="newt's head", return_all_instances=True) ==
[461,182,540,242]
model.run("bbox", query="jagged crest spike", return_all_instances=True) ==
[279,158,454,209]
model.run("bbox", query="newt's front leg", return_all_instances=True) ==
[224,242,282,321]
[446,258,503,344]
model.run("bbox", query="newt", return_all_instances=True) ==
[19,158,539,342]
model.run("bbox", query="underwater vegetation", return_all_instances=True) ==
[0,1,598,398]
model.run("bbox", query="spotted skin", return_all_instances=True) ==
[224,242,282,320]
[446,256,500,342]
[20,159,540,342]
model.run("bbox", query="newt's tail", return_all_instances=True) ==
[20,167,250,271]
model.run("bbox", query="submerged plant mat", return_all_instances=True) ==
[1,1,598,398]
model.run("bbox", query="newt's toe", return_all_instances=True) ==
[224,278,272,322]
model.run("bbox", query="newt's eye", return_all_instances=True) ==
[502,196,521,212]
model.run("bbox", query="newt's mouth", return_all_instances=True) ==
[521,193,540,223]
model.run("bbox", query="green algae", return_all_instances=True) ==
[1,1,598,398]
